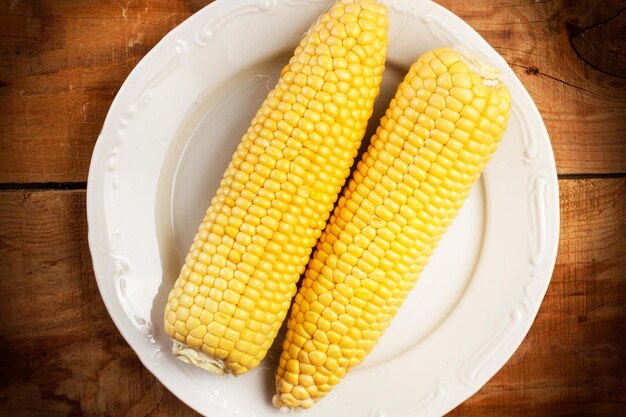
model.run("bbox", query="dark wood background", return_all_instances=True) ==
[0,0,624,416]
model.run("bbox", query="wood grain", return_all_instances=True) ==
[0,179,623,416]
[0,0,624,183]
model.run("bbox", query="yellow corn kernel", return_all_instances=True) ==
[274,47,511,409]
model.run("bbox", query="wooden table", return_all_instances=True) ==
[1,1,624,415]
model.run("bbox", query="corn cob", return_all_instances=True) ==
[164,0,389,376]
[273,47,511,408]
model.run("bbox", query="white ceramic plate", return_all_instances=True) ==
[87,1,559,416]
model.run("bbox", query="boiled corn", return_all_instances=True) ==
[274,47,511,408]
[164,0,389,376]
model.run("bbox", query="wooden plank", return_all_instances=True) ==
[0,190,200,416]
[0,178,624,415]
[0,0,624,183]
[0,0,205,183]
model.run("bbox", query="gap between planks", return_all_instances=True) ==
[0,182,88,191]
[1,175,625,193]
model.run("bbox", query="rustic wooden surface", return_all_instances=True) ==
[0,0,624,416]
